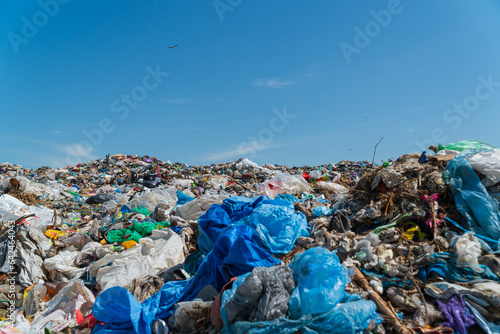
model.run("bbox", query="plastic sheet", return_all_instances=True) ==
[198,196,309,255]
[288,247,350,319]
[93,224,281,334]
[425,252,499,282]
[223,296,380,334]
[92,229,185,291]
[444,153,500,249]
[238,199,309,254]
[175,194,223,221]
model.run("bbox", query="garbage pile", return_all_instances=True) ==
[1,141,500,334]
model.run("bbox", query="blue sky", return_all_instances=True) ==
[2,1,500,168]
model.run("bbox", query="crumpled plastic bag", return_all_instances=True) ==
[31,279,95,332]
[222,266,295,327]
[198,196,309,255]
[288,247,350,319]
[451,232,482,272]
[91,229,185,291]
[314,181,347,194]
[467,149,500,187]
[44,249,86,282]
[176,194,224,221]
[14,228,48,287]
[235,158,260,171]
[237,199,309,254]
[444,153,500,249]
[259,174,309,198]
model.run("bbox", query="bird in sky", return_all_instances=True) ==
[169,45,178,49]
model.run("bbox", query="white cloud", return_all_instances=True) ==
[168,98,193,104]
[253,78,293,89]
[204,140,297,162]
[61,143,97,160]
[205,140,282,161]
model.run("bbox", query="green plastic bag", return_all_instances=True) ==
[438,140,497,153]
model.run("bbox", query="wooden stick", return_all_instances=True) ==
[351,266,415,334]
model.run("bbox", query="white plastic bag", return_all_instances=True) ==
[315,181,348,194]
[259,174,309,198]
[235,158,260,171]
[467,150,500,187]
[452,233,482,272]
[94,229,185,291]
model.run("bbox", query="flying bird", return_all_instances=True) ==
[169,45,178,49]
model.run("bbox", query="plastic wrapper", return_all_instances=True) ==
[259,174,309,198]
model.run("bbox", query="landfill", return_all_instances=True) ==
[1,140,500,333]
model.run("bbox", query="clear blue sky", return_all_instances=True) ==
[2,1,500,168]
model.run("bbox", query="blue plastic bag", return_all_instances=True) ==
[444,153,500,249]
[176,190,194,206]
[220,247,380,334]
[198,196,309,254]
[288,247,349,319]
[312,206,333,217]
[276,194,299,204]
[197,196,264,254]
[237,200,309,254]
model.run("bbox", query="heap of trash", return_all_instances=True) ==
[1,140,500,334]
